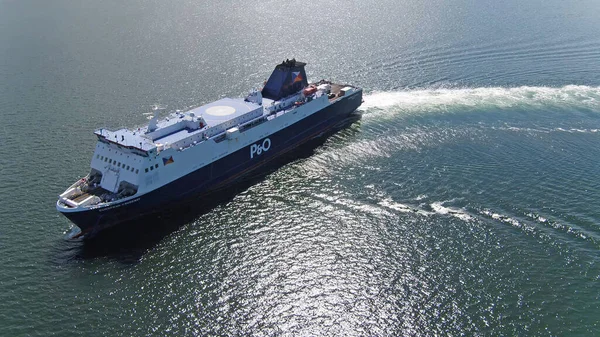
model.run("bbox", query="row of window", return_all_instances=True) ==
[97,155,139,174]
[97,154,163,175]
[145,164,159,173]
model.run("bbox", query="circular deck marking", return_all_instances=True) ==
[205,105,236,116]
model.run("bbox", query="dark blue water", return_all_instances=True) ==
[1,0,599,335]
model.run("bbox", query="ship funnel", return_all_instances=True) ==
[261,59,308,101]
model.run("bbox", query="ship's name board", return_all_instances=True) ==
[250,138,271,159]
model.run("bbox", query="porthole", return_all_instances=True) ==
[145,168,148,173]
[155,164,159,169]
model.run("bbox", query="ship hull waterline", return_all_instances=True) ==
[59,91,363,238]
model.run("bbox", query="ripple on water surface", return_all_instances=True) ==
[83,85,600,335]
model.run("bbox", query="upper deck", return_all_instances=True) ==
[95,97,264,154]
[92,59,359,156]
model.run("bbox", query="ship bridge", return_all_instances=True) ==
[94,128,156,154]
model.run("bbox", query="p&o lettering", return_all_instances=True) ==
[250,138,271,158]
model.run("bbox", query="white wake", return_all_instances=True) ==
[361,85,600,114]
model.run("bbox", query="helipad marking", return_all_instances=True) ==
[205,105,236,116]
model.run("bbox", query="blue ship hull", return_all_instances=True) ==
[62,91,363,237]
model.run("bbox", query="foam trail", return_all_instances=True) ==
[299,85,600,174]
[361,85,600,113]
[430,201,473,221]
[379,198,433,216]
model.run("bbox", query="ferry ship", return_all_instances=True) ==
[57,59,363,237]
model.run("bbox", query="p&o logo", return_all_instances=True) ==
[250,138,271,159]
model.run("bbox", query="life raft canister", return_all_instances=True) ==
[303,86,317,96]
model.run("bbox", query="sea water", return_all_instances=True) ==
[0,0,599,335]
